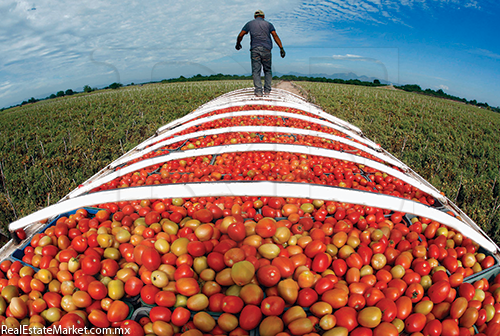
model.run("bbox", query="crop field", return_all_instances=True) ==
[0,81,250,237]
[299,82,500,243]
[1,80,499,245]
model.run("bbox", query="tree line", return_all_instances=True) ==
[2,74,498,113]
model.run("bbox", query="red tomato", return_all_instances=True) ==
[176,277,200,296]
[89,310,110,328]
[222,296,244,314]
[155,291,176,307]
[107,301,130,323]
[428,280,451,304]
[171,307,191,327]
[311,252,331,273]
[150,306,172,323]
[141,247,161,271]
[272,257,295,278]
[405,313,426,333]
[334,306,358,331]
[125,277,143,297]
[141,284,160,305]
[261,296,285,316]
[71,236,88,253]
[88,281,107,300]
[101,259,119,277]
[405,283,424,303]
[257,265,281,287]
[297,288,319,307]
[207,252,226,272]
[59,313,86,336]
[376,298,397,322]
[121,320,145,336]
[81,255,101,275]
[227,222,246,241]
[423,319,442,336]
[239,305,262,330]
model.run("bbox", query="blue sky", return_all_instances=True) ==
[1,0,499,108]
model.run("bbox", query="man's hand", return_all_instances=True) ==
[280,48,286,58]
[235,43,242,50]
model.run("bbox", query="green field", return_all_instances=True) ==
[299,82,500,241]
[0,81,250,236]
[1,80,499,244]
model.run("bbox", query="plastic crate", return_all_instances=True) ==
[464,254,500,284]
[123,295,141,309]
[11,207,101,267]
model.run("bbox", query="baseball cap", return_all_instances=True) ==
[254,10,264,16]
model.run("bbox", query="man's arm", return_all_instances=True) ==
[271,31,285,58]
[235,30,247,50]
[271,31,283,49]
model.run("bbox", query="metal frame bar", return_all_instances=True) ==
[67,143,445,201]
[137,110,380,153]
[158,91,363,135]
[108,125,394,170]
[9,182,498,253]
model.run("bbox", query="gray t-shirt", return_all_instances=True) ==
[242,17,276,51]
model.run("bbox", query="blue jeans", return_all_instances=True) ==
[251,46,272,94]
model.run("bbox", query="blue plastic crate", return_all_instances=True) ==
[11,207,101,267]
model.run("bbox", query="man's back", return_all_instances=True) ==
[242,18,275,50]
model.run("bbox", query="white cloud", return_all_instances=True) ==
[0,0,492,107]
[437,84,449,90]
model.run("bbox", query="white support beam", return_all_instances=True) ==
[107,126,397,170]
[138,110,380,153]
[69,143,445,203]
[9,182,498,253]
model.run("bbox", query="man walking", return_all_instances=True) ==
[236,10,285,97]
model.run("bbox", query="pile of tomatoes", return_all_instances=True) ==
[94,150,437,211]
[1,195,500,336]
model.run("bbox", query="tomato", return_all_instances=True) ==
[81,255,101,275]
[261,296,285,316]
[207,252,226,272]
[255,218,277,238]
[314,277,335,295]
[372,322,399,336]
[297,288,319,307]
[87,280,107,300]
[176,277,200,296]
[150,306,172,323]
[422,319,442,336]
[227,222,246,241]
[101,259,119,277]
[259,316,284,336]
[141,284,161,305]
[155,291,176,307]
[59,313,86,336]
[125,277,144,297]
[71,236,88,253]
[405,313,426,333]
[375,298,397,322]
[441,319,460,336]
[171,307,191,327]
[272,257,295,278]
[121,320,145,336]
[396,296,412,320]
[334,306,358,331]
[322,288,348,309]
[142,247,161,271]
[458,283,476,301]
[89,310,110,328]
[406,283,424,303]
[222,296,244,314]
[428,280,451,304]
[239,305,262,330]
[257,265,281,287]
